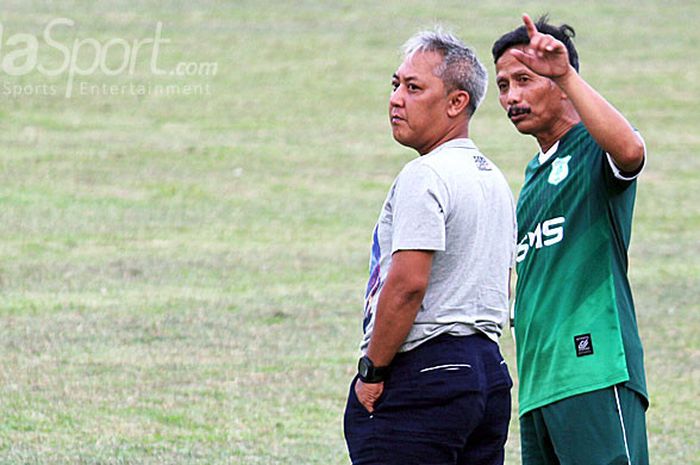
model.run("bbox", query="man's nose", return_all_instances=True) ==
[506,86,521,105]
[389,85,404,107]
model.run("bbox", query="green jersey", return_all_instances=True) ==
[514,122,648,416]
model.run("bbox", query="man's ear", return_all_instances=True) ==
[447,90,470,117]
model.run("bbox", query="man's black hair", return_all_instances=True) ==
[491,15,579,72]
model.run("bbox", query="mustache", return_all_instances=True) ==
[507,106,531,118]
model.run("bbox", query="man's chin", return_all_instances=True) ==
[393,138,422,153]
[511,119,536,135]
[391,128,411,146]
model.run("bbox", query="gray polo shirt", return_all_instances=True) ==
[361,138,516,353]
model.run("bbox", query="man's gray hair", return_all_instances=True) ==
[402,28,488,116]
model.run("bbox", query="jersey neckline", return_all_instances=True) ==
[535,122,585,167]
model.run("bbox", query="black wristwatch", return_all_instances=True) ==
[357,355,390,383]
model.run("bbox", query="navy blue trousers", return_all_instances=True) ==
[344,334,512,465]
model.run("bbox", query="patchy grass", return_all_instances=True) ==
[0,0,698,463]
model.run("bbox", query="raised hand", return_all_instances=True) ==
[509,14,572,80]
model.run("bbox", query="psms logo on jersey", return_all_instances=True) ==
[516,216,565,263]
[548,156,572,185]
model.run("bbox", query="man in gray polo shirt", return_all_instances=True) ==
[343,29,516,465]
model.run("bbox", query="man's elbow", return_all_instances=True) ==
[386,250,433,304]
[392,274,429,305]
[614,139,645,173]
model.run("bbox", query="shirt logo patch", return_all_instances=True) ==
[548,155,572,185]
[472,155,493,171]
[574,334,594,357]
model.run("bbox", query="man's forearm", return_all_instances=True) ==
[365,250,433,367]
[554,68,644,171]
[366,283,425,367]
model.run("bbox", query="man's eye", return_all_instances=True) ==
[497,82,508,92]
[407,83,419,91]
[391,81,399,91]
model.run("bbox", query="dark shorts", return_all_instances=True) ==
[520,384,649,465]
[344,334,513,465]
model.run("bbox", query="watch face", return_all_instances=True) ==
[358,357,370,378]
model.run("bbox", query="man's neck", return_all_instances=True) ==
[535,114,580,153]
[418,124,469,156]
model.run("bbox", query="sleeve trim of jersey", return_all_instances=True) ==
[605,131,647,181]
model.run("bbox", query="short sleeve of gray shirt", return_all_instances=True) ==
[391,163,449,254]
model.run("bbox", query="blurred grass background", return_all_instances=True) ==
[0,0,698,463]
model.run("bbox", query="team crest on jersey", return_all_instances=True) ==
[548,155,572,185]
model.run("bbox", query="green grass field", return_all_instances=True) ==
[0,1,698,463]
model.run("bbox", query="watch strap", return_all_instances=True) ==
[358,355,389,383]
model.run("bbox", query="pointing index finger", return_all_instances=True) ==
[522,13,538,38]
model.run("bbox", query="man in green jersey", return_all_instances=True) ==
[492,14,649,465]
